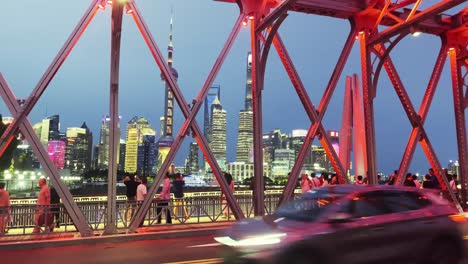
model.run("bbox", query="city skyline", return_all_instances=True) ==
[0,0,464,174]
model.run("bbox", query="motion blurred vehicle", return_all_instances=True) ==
[215,185,465,264]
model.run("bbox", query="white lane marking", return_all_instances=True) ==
[187,242,222,248]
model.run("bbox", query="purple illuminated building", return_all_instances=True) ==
[48,140,66,169]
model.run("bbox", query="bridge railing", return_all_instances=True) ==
[0,190,301,236]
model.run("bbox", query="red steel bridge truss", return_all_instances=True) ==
[0,0,466,237]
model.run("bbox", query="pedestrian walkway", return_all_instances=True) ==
[0,221,232,250]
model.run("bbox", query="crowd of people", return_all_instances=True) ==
[299,168,461,202]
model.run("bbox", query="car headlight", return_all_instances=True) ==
[215,233,287,247]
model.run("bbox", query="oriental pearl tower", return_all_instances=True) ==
[157,14,178,171]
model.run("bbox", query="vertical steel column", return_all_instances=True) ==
[0,0,100,156]
[0,75,93,237]
[449,48,468,208]
[103,2,123,235]
[127,2,245,231]
[359,31,378,184]
[250,17,265,216]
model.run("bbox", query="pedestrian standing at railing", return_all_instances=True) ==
[124,174,141,222]
[50,187,60,228]
[33,178,51,234]
[156,172,172,224]
[136,177,148,227]
[0,182,10,235]
[172,173,189,220]
[221,172,235,219]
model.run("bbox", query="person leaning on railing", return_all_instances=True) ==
[156,172,172,224]
[0,182,11,235]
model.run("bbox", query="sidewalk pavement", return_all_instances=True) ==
[0,222,233,251]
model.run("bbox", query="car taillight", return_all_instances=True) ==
[449,214,467,223]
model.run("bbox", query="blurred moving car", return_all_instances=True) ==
[215,185,465,264]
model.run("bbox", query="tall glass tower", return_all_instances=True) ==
[236,52,254,162]
[204,85,221,143]
[158,15,178,170]
[210,96,227,170]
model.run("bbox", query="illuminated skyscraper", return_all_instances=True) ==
[263,129,284,163]
[48,140,66,169]
[97,115,121,170]
[328,130,340,157]
[65,122,93,176]
[236,53,254,163]
[158,14,178,170]
[125,116,155,174]
[186,142,199,175]
[210,97,227,169]
[137,135,158,177]
[290,129,314,170]
[204,85,221,143]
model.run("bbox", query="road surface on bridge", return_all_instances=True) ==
[1,234,468,264]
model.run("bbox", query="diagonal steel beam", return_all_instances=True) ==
[127,1,245,231]
[277,24,356,206]
[369,0,467,45]
[0,74,93,237]
[103,1,123,235]
[379,41,448,184]
[255,0,297,34]
[374,44,463,211]
[0,0,101,156]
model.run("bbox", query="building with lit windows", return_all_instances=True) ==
[125,116,155,174]
[97,115,121,170]
[263,129,284,164]
[48,140,66,169]
[236,52,254,163]
[311,145,332,172]
[226,162,270,183]
[186,142,199,175]
[236,111,253,163]
[289,129,314,170]
[204,85,221,143]
[65,123,93,176]
[137,135,158,177]
[210,97,227,170]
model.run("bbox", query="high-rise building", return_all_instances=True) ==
[236,52,254,163]
[290,129,314,170]
[97,115,121,170]
[48,140,66,169]
[236,111,253,163]
[158,15,178,169]
[186,142,199,175]
[64,122,93,176]
[210,97,227,170]
[119,139,126,172]
[245,52,253,111]
[36,115,60,147]
[263,129,283,164]
[97,116,110,169]
[125,116,155,174]
[137,135,158,177]
[311,145,332,172]
[204,85,221,143]
[328,130,340,157]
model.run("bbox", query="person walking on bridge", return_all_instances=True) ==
[0,182,10,235]
[33,178,51,233]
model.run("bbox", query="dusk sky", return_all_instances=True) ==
[0,0,464,174]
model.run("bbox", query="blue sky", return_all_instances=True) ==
[0,0,464,174]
